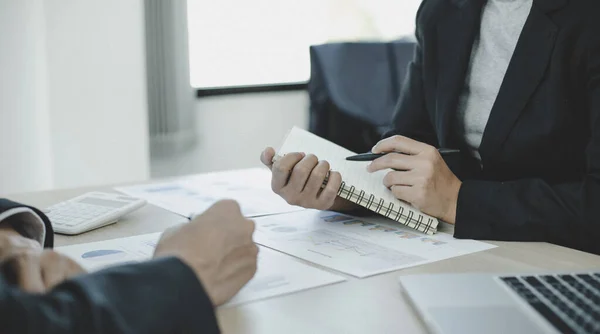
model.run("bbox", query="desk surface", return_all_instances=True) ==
[10,185,600,334]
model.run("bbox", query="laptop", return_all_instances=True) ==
[399,272,600,334]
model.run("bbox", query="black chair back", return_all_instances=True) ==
[308,40,416,153]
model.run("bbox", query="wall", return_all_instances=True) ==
[151,90,309,178]
[0,0,53,194]
[1,0,307,192]
[0,0,150,195]
[44,0,150,190]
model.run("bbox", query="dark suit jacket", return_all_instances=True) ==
[0,199,220,333]
[386,0,600,254]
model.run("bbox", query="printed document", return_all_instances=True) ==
[253,210,496,278]
[115,168,303,218]
[56,233,345,306]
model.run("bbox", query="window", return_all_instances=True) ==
[187,0,422,89]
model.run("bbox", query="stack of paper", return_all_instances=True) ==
[105,167,497,306]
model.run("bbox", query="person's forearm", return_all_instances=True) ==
[454,179,600,254]
[0,257,219,334]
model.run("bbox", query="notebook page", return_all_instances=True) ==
[277,127,433,224]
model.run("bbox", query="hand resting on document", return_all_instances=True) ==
[154,200,259,306]
[0,200,258,306]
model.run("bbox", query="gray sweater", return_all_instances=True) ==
[455,0,533,161]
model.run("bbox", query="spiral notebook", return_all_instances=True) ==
[275,127,439,235]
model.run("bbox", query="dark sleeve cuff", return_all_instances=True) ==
[57,257,220,334]
[1,257,220,334]
[454,180,553,242]
[149,257,220,334]
[0,198,53,248]
[453,180,494,239]
[118,257,220,333]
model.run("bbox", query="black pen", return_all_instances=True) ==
[346,148,460,161]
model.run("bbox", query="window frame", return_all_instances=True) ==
[196,82,307,97]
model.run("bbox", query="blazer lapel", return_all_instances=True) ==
[435,0,485,147]
[478,0,566,163]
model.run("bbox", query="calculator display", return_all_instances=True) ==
[78,197,128,208]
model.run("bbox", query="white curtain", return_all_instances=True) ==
[145,0,196,156]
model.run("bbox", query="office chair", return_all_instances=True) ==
[308,40,416,153]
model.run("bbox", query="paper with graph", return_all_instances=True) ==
[276,127,439,234]
[253,210,496,278]
[116,168,304,219]
[56,233,345,307]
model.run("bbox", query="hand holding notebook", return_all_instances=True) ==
[271,127,441,235]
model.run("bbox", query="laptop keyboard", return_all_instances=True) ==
[500,273,600,334]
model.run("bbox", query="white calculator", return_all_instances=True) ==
[44,192,147,235]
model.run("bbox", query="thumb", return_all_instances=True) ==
[260,147,276,168]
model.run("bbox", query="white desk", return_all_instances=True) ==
[10,184,600,334]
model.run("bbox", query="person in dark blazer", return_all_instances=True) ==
[0,198,258,333]
[260,0,600,255]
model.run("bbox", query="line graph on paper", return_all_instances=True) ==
[285,229,425,275]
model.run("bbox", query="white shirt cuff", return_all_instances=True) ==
[0,207,46,245]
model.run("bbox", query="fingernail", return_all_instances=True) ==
[366,163,372,172]
[300,152,306,157]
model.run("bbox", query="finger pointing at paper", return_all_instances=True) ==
[366,135,462,224]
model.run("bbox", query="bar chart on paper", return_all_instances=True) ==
[253,210,496,278]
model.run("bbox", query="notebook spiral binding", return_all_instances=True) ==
[337,181,437,235]
[273,154,439,235]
